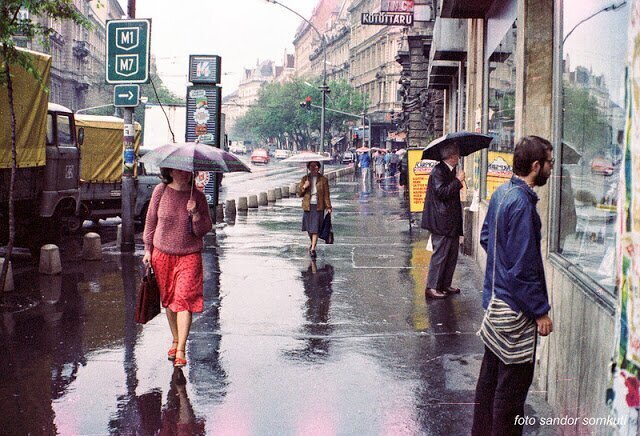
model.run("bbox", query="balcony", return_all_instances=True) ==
[73,40,90,59]
[49,30,65,45]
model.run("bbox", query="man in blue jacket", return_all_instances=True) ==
[472,136,554,435]
[421,142,465,299]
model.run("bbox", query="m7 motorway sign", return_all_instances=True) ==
[106,19,151,84]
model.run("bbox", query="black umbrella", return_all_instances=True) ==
[421,131,494,161]
[561,141,582,164]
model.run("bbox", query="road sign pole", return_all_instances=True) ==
[121,108,135,252]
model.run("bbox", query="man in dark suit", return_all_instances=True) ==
[421,142,465,299]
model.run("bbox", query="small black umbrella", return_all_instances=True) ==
[561,141,582,164]
[421,131,493,161]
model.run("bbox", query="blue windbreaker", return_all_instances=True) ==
[480,177,550,319]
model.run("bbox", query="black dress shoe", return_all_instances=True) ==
[443,286,461,294]
[425,288,447,299]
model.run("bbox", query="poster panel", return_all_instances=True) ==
[408,149,436,213]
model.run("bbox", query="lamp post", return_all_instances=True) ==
[266,0,328,153]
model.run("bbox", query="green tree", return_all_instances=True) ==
[0,1,90,291]
[232,77,368,151]
[562,85,610,155]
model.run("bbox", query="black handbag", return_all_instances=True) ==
[135,266,161,324]
[319,212,334,244]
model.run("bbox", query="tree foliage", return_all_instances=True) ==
[232,77,368,151]
[562,85,610,156]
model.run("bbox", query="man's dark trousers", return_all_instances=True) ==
[426,233,459,289]
[472,346,535,436]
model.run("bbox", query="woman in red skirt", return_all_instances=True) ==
[142,167,212,368]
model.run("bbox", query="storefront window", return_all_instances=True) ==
[560,1,629,293]
[486,20,517,199]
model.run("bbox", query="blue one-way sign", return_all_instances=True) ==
[113,84,140,107]
[106,19,151,84]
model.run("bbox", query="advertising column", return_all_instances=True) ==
[185,55,222,207]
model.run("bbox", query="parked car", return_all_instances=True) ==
[591,156,614,176]
[274,149,290,159]
[250,148,270,165]
[341,150,355,164]
[230,143,247,154]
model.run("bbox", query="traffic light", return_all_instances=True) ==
[299,96,312,111]
[352,133,359,146]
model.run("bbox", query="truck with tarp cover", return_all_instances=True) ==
[74,114,156,226]
[0,48,80,251]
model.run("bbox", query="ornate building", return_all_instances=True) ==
[13,0,125,111]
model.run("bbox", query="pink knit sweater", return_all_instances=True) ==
[143,184,213,255]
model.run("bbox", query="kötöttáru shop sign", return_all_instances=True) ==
[362,0,414,26]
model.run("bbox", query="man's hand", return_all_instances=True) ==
[303,180,310,189]
[457,169,466,183]
[536,314,553,336]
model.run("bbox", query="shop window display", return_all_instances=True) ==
[486,21,517,199]
[560,1,629,293]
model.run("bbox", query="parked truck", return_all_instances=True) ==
[0,49,80,252]
[74,114,157,228]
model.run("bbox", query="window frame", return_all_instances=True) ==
[548,0,618,313]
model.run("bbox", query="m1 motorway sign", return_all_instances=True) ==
[113,84,140,107]
[106,19,151,84]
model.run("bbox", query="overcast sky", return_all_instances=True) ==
[117,0,317,97]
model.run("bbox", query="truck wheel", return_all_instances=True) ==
[64,216,83,234]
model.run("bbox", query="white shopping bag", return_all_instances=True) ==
[426,235,433,252]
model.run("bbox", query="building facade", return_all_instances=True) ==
[427,0,639,430]
[13,0,124,111]
[223,55,294,134]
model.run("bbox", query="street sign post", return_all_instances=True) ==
[106,19,151,84]
[113,84,140,107]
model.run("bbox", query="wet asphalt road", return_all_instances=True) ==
[0,168,552,435]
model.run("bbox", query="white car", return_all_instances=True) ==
[274,149,290,159]
[230,144,247,154]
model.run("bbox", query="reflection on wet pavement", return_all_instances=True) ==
[0,170,521,434]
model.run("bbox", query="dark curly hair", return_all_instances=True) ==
[160,167,193,184]
[513,136,553,176]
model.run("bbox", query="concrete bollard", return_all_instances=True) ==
[248,195,258,208]
[236,197,248,211]
[274,187,282,200]
[281,186,290,197]
[267,189,276,203]
[226,199,237,216]
[0,258,14,292]
[289,183,298,196]
[82,232,102,261]
[258,192,268,206]
[116,224,122,246]
[215,204,224,223]
[39,244,62,275]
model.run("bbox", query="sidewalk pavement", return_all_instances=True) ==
[0,170,554,435]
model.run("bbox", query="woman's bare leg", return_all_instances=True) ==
[176,311,193,359]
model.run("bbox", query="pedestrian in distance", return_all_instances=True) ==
[297,161,332,259]
[374,151,385,182]
[421,141,465,299]
[142,167,213,368]
[358,150,371,180]
[472,135,554,436]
